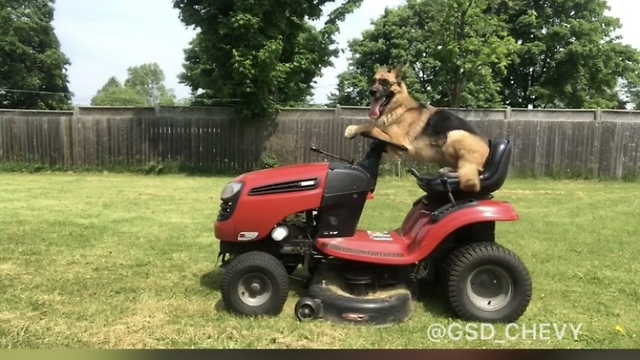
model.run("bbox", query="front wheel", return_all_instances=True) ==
[443,242,532,323]
[220,251,290,316]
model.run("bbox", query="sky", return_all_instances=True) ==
[51,0,640,106]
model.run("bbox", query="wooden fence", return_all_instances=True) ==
[1,105,640,178]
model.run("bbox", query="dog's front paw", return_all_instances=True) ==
[438,167,455,174]
[344,125,359,139]
[404,143,415,153]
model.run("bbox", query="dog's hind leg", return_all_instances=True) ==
[443,130,490,192]
[456,160,482,192]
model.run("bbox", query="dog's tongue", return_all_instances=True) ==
[369,98,383,119]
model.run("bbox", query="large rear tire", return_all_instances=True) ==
[443,242,532,323]
[220,251,290,316]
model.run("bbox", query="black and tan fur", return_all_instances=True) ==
[343,64,490,193]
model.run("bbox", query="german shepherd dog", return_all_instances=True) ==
[343,65,490,193]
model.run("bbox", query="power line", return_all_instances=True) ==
[0,83,337,100]
[0,88,70,95]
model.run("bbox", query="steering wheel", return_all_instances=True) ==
[359,131,409,152]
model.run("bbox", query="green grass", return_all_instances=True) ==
[0,172,639,349]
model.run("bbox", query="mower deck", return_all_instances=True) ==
[295,266,415,326]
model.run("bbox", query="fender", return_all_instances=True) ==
[408,200,518,263]
[316,200,518,266]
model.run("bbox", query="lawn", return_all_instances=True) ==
[0,172,638,349]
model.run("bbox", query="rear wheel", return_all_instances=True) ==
[220,251,290,316]
[443,242,532,323]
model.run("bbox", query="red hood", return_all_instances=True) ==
[234,162,330,188]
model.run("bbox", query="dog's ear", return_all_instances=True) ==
[391,64,404,79]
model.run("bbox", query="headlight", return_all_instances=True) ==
[220,181,243,200]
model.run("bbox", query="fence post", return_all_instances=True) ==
[71,105,79,167]
[595,107,601,121]
[505,106,511,121]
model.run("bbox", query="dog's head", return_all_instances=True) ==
[368,64,406,121]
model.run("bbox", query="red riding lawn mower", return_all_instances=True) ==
[213,132,532,326]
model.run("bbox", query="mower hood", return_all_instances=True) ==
[234,162,330,190]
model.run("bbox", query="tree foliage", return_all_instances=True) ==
[99,77,122,92]
[90,86,147,107]
[172,0,364,120]
[330,0,640,109]
[494,0,640,109]
[123,63,176,106]
[0,0,73,110]
[331,0,517,108]
[90,63,177,107]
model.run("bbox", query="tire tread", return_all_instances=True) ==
[220,251,290,316]
[443,242,532,323]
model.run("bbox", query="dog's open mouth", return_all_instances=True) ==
[368,95,391,120]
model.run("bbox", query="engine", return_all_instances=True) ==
[273,212,315,254]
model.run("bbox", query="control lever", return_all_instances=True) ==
[310,146,353,164]
[440,176,456,205]
[406,168,420,179]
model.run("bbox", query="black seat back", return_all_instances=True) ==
[476,138,512,193]
[416,138,512,198]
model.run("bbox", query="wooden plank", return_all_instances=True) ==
[108,118,116,167]
[63,116,71,167]
[0,118,5,162]
[71,112,78,167]
[201,112,209,168]
[210,117,219,168]
[220,115,230,170]
[19,117,26,163]
[100,117,108,167]
[52,117,60,166]
[134,116,142,166]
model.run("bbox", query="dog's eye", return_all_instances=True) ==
[378,79,390,87]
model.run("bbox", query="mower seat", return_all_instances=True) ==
[416,138,512,198]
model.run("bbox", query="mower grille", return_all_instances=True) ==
[248,178,319,196]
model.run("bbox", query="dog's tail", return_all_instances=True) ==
[457,160,482,193]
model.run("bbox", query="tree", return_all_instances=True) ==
[494,0,640,109]
[0,0,73,110]
[172,0,364,120]
[329,0,518,108]
[624,88,640,110]
[89,64,177,106]
[98,76,122,92]
[90,86,147,107]
[124,63,176,106]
